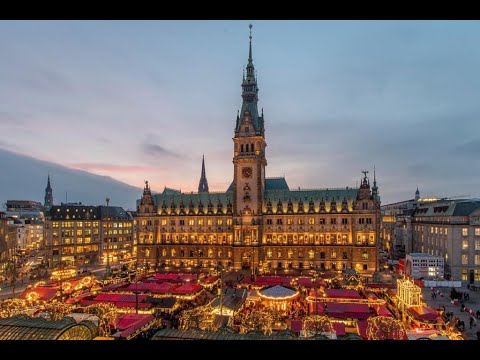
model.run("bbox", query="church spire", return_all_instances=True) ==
[44,174,53,210]
[235,24,264,135]
[198,154,209,193]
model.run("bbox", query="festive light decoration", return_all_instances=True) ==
[179,305,217,332]
[26,292,40,302]
[302,315,334,335]
[43,302,75,321]
[82,303,120,337]
[233,308,280,336]
[366,316,407,340]
[0,299,28,318]
[51,268,77,281]
[397,278,421,307]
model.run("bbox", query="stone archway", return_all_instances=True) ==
[242,251,252,269]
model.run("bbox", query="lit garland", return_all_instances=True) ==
[366,316,407,340]
[82,303,120,337]
[43,302,75,321]
[51,268,77,281]
[233,308,280,336]
[179,305,217,331]
[302,315,334,335]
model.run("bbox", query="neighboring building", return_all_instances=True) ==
[380,188,443,259]
[135,27,381,275]
[0,212,7,264]
[6,200,44,212]
[14,219,44,251]
[411,199,480,283]
[405,253,444,279]
[44,203,134,268]
[44,175,54,210]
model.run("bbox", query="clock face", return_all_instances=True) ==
[242,167,252,178]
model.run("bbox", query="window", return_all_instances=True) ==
[342,251,348,260]
[170,220,176,226]
[362,251,368,260]
[227,219,232,225]
[366,218,372,224]
[277,219,283,225]
[462,240,469,250]
[341,218,348,225]
[320,252,325,259]
[359,218,365,225]
[330,218,336,225]
[217,219,223,225]
[277,251,282,259]
[476,270,480,281]
[267,249,272,258]
[445,228,448,235]
[309,218,315,225]
[198,219,204,226]
[362,202,368,210]
[462,254,469,265]
[267,219,272,225]
[476,240,480,251]
[308,250,315,259]
[363,264,368,271]
[287,218,293,225]
[179,220,185,226]
[188,219,194,226]
[476,254,480,265]
[475,228,480,236]
[207,219,213,226]
[331,250,337,259]
[462,228,468,236]
[462,269,468,281]
[161,219,167,226]
[319,218,326,224]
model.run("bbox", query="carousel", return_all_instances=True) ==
[258,285,299,311]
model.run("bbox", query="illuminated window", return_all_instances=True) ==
[198,219,204,226]
[462,240,469,250]
[319,218,326,224]
[308,218,315,225]
[277,251,282,259]
[462,228,468,236]
[331,250,337,259]
[267,249,272,258]
[462,269,468,281]
[445,228,448,235]
[476,270,480,281]
[298,218,304,225]
[462,254,469,265]
[217,219,223,225]
[475,254,480,265]
[287,218,293,225]
[475,228,480,236]
[362,251,368,260]
[288,250,293,259]
[207,219,213,226]
[476,240,480,251]
[188,219,194,226]
[308,250,314,259]
[227,219,232,225]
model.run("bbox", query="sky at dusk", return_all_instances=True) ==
[1,20,480,205]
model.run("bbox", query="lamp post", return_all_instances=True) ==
[105,197,111,278]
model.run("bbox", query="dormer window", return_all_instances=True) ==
[245,126,250,133]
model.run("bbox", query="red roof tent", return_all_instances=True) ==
[333,322,346,336]
[172,283,203,295]
[151,282,179,294]
[250,276,294,287]
[408,305,440,321]
[365,283,396,289]
[324,289,362,299]
[125,283,159,292]
[19,286,57,301]
[399,259,405,272]
[290,320,302,333]
[179,274,198,283]
[297,277,326,288]
[201,276,218,284]
[324,303,372,320]
[102,282,129,292]
[115,302,152,309]
[94,293,147,303]
[356,320,369,339]
[115,314,155,339]
[373,304,393,317]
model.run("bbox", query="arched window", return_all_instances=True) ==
[241,144,244,152]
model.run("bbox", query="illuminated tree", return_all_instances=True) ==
[233,308,280,336]
[0,299,28,318]
[366,316,407,340]
[82,303,120,336]
[43,302,74,321]
[179,305,217,331]
[303,315,334,335]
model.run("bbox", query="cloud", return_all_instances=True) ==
[454,139,480,157]
[67,163,157,173]
[142,142,182,159]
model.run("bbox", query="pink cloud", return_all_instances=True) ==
[68,163,157,173]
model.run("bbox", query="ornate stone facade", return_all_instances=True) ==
[135,27,380,275]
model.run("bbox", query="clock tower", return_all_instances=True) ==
[232,25,266,270]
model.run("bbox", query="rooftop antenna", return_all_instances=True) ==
[65,191,68,204]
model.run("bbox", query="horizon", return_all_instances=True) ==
[1,20,480,205]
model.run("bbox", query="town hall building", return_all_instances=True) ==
[135,26,380,275]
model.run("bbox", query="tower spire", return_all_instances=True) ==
[44,174,53,210]
[198,154,209,193]
[248,23,253,64]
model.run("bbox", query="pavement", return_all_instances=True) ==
[422,285,480,340]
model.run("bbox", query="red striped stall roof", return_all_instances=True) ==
[333,322,346,336]
[356,320,369,339]
[115,314,155,339]
[407,305,439,321]
[151,282,179,294]
[172,283,203,295]
[19,286,57,301]
[373,304,393,317]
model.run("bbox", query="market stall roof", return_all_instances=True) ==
[290,320,302,333]
[114,314,155,339]
[154,273,181,281]
[151,282,179,294]
[407,305,439,321]
[179,274,197,282]
[19,286,57,301]
[356,320,369,339]
[373,304,393,317]
[324,289,362,299]
[333,322,346,336]
[259,285,298,300]
[172,283,203,295]
[211,288,247,312]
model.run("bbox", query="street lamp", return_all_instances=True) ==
[105,197,111,278]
